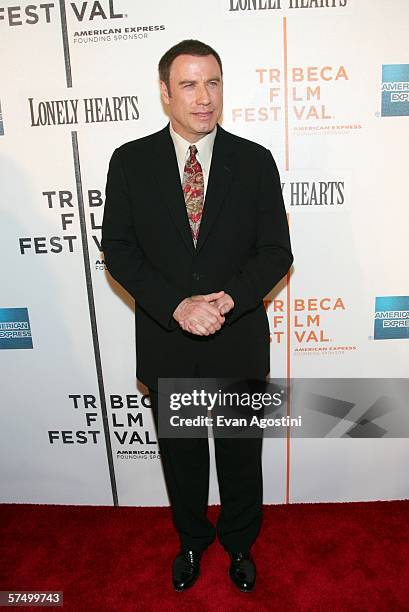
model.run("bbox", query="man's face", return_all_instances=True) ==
[160,54,223,143]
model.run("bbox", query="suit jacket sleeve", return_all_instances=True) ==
[101,148,186,331]
[223,148,293,325]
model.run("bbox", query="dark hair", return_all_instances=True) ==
[158,39,223,92]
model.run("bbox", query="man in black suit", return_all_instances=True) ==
[102,39,293,592]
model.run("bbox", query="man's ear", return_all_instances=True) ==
[160,80,170,105]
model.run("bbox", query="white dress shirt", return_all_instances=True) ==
[169,122,217,197]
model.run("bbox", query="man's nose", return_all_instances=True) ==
[196,84,211,105]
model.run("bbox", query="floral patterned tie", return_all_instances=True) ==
[182,145,204,248]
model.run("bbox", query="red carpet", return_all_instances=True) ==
[1,500,408,611]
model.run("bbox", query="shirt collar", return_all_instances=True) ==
[169,122,217,171]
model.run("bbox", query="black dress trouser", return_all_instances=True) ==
[148,372,264,553]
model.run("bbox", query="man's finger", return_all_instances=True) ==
[196,314,222,331]
[196,303,225,322]
[199,291,225,302]
[190,313,222,334]
[190,319,209,335]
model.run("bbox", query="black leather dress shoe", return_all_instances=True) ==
[172,549,202,591]
[228,551,256,592]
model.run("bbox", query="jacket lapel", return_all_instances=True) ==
[155,126,195,255]
[196,125,234,254]
[154,124,234,256]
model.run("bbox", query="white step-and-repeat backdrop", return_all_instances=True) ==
[1,0,408,506]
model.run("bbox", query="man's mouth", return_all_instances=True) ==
[193,111,213,120]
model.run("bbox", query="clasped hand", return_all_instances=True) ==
[173,291,234,336]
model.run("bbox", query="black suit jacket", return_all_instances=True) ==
[102,124,293,390]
